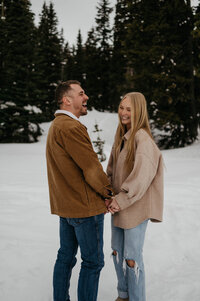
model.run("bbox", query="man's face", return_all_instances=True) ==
[66,84,89,118]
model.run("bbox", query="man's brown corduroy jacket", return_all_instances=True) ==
[46,113,112,218]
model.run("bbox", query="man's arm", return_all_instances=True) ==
[62,124,113,199]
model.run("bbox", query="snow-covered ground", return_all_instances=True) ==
[0,110,200,301]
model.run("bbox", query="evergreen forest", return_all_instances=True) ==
[0,0,200,148]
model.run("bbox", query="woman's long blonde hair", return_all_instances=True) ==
[114,92,153,171]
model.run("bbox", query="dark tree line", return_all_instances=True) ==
[0,0,199,148]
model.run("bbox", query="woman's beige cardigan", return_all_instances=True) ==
[106,129,164,229]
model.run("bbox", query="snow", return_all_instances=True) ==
[0,109,200,301]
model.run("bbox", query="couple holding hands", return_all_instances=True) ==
[46,80,164,301]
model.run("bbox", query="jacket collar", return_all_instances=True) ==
[54,110,79,121]
[54,110,87,129]
[123,129,131,141]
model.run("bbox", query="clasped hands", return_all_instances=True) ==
[105,197,121,215]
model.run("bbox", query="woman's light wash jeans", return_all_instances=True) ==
[111,218,148,301]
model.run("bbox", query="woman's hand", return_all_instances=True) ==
[107,197,121,214]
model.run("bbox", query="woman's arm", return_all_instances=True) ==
[115,136,162,210]
[106,145,115,185]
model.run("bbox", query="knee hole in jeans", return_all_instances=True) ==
[112,250,117,256]
[126,259,135,268]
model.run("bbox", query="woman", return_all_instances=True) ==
[106,92,164,301]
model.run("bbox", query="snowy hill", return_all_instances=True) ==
[0,110,200,301]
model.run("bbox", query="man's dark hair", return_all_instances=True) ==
[55,80,81,108]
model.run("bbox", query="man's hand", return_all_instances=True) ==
[105,198,112,208]
[104,198,112,214]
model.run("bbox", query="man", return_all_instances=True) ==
[46,80,112,301]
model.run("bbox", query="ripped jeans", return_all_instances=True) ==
[111,218,148,301]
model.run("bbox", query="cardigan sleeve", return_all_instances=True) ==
[106,145,114,185]
[115,136,161,210]
[60,124,112,199]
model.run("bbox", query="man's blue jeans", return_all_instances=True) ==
[53,213,104,301]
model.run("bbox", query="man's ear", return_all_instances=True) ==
[62,95,71,106]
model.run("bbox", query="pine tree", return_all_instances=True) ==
[123,0,198,148]
[0,0,7,100]
[92,121,106,162]
[34,1,63,121]
[0,0,42,143]
[123,0,161,110]
[153,0,198,148]
[84,27,100,109]
[94,0,113,110]
[61,42,75,82]
[193,1,200,126]
[73,30,86,84]
[110,0,130,111]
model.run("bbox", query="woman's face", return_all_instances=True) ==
[119,97,132,130]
